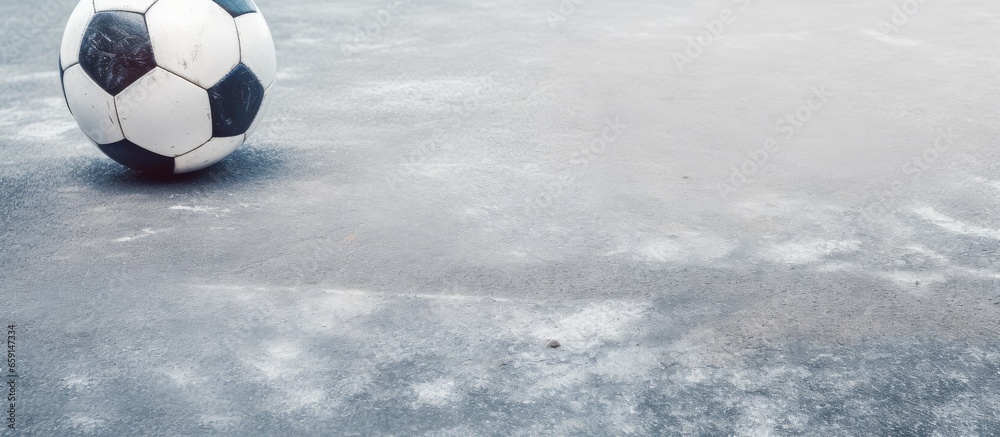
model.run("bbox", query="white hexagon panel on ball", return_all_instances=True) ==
[235,11,277,89]
[146,0,241,89]
[58,0,277,175]
[94,0,159,14]
[175,134,245,174]
[62,65,126,146]
[116,68,213,157]
[58,0,93,69]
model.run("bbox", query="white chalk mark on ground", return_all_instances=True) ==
[169,205,229,214]
[63,375,92,390]
[968,177,1000,193]
[900,245,1000,281]
[0,71,58,83]
[872,245,1000,287]
[68,414,106,433]
[115,228,171,242]
[914,207,1000,241]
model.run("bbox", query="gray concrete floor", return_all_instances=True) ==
[2,0,1000,435]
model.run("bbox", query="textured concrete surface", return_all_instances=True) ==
[2,0,1000,435]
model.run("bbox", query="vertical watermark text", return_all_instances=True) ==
[6,324,15,430]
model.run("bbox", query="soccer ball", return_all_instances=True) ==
[59,0,276,175]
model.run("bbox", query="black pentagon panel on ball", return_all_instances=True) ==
[212,0,257,17]
[79,11,156,96]
[97,139,175,175]
[208,63,265,138]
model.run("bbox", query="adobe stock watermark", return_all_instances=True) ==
[877,0,929,35]
[0,0,68,63]
[523,117,626,219]
[718,84,835,201]
[341,0,422,58]
[673,0,751,74]
[859,127,965,223]
[385,83,490,189]
[0,0,69,100]
[83,69,167,145]
[6,324,16,430]
[547,0,587,30]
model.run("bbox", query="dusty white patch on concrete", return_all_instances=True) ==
[733,387,810,436]
[169,205,223,213]
[356,77,491,109]
[164,366,206,387]
[198,414,239,432]
[816,262,856,273]
[321,288,375,297]
[659,329,820,435]
[533,301,648,351]
[63,374,92,390]
[2,97,79,143]
[297,291,379,333]
[884,270,949,287]
[281,388,328,411]
[18,121,78,139]
[608,232,735,263]
[475,299,662,404]
[253,340,305,380]
[904,245,950,263]
[914,207,1000,240]
[410,293,511,302]
[68,414,107,432]
[895,245,1000,280]
[764,239,861,264]
[666,329,741,370]
[968,176,1000,192]
[952,267,1000,280]
[591,348,661,379]
[115,228,171,242]
[643,234,736,262]
[413,379,457,407]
